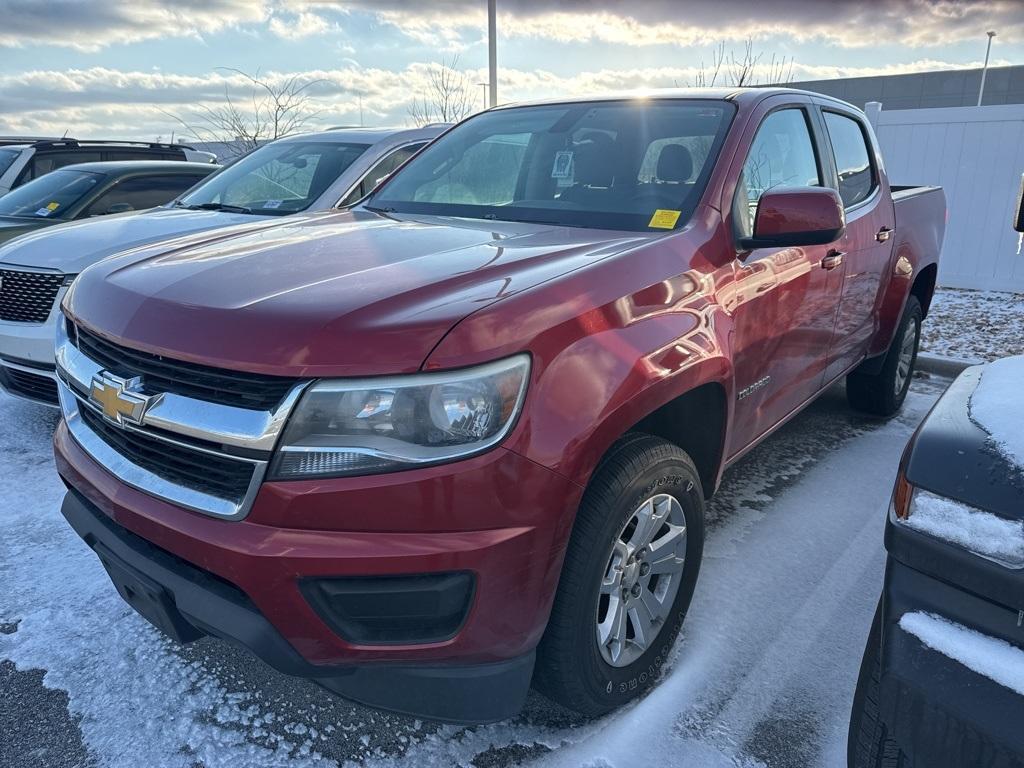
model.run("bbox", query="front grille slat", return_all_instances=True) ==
[73,325,297,411]
[79,405,255,502]
[0,269,63,323]
[1,367,59,404]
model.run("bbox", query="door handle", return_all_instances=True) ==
[876,226,894,242]
[821,250,845,270]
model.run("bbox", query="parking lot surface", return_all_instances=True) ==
[0,374,948,768]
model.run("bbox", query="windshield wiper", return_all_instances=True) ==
[176,201,254,214]
[482,213,557,226]
[363,204,396,215]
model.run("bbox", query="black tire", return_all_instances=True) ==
[533,434,705,715]
[848,601,912,768]
[847,296,922,417]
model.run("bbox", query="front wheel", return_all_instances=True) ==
[847,296,922,417]
[533,434,705,715]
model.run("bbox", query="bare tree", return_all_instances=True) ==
[164,68,325,156]
[691,38,795,87]
[407,56,475,126]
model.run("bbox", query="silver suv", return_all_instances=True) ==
[0,125,447,406]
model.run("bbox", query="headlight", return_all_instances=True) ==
[892,474,1024,569]
[270,354,530,479]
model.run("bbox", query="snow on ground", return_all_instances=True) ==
[899,612,1024,697]
[904,489,1024,568]
[968,354,1024,471]
[0,379,946,768]
[920,287,1024,362]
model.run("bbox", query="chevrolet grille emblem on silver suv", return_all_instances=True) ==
[89,372,159,426]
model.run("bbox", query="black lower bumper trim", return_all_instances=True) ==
[59,489,535,723]
[319,653,535,725]
[880,559,1024,767]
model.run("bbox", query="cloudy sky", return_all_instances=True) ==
[0,0,1020,142]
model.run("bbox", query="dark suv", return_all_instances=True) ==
[0,139,216,195]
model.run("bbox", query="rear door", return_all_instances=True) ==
[814,104,896,381]
[726,99,846,455]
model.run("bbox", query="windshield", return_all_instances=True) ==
[0,148,19,178]
[0,169,103,219]
[178,140,371,215]
[369,99,733,231]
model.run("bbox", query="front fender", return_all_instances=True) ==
[423,240,737,487]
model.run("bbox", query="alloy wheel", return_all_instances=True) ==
[595,493,688,667]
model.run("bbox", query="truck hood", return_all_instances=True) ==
[66,210,655,377]
[0,208,276,272]
[0,215,51,246]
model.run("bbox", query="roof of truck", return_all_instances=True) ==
[493,87,860,113]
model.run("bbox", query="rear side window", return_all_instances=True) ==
[20,151,102,182]
[823,111,875,207]
[81,174,208,217]
[733,108,822,241]
[0,148,19,177]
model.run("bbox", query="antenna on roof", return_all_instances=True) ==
[61,129,69,139]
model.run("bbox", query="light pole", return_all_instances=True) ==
[977,30,996,107]
[487,0,497,107]
[477,82,489,111]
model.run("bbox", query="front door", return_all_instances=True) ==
[726,105,845,457]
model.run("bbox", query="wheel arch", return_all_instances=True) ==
[628,382,728,499]
[910,262,938,319]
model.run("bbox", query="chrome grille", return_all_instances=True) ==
[78,405,256,503]
[72,323,298,411]
[55,313,306,520]
[0,269,64,323]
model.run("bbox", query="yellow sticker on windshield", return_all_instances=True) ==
[648,209,681,229]
[46,201,59,211]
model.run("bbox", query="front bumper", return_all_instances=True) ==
[54,419,583,722]
[0,314,60,406]
[879,558,1024,767]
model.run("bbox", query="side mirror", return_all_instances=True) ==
[106,202,135,214]
[1014,175,1024,233]
[739,187,845,250]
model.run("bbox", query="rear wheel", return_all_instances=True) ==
[849,601,912,767]
[847,296,922,417]
[533,434,704,715]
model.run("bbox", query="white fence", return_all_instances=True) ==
[867,103,1024,293]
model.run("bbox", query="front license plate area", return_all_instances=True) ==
[93,543,203,643]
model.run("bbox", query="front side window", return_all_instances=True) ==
[369,100,734,231]
[81,174,210,217]
[178,140,370,215]
[733,108,822,241]
[823,111,875,207]
[339,142,426,207]
[0,169,103,218]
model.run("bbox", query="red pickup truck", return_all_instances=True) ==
[52,88,945,723]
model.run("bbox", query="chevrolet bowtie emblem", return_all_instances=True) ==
[89,373,155,426]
